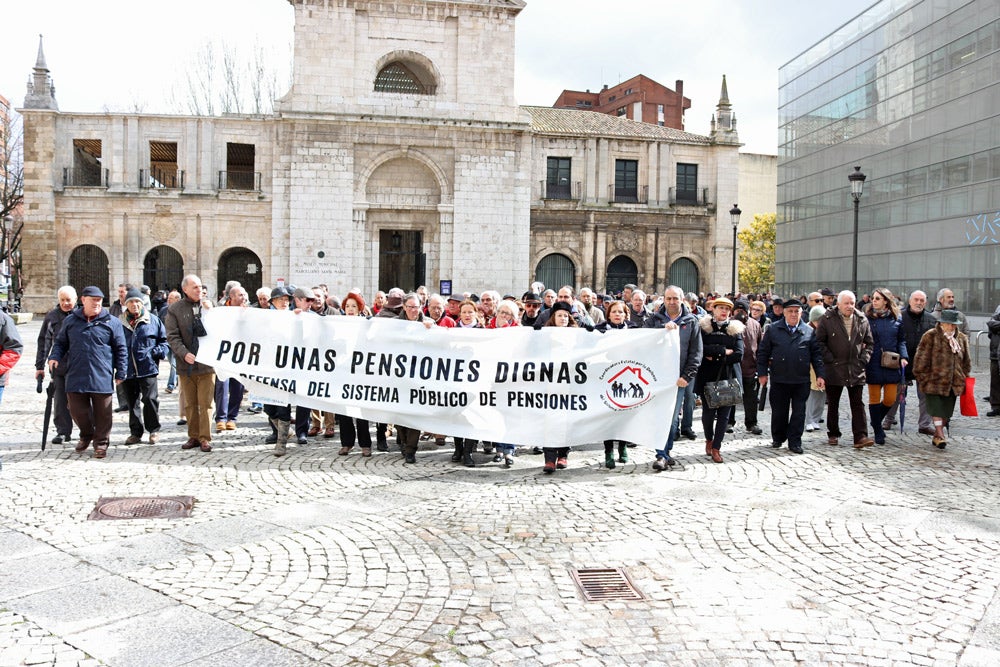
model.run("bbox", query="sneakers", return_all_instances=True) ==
[805,423,818,432]
[124,435,142,445]
[148,432,159,444]
[51,435,64,445]
[504,455,513,468]
[555,456,568,469]
[652,456,666,472]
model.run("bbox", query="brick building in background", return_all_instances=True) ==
[553,74,692,130]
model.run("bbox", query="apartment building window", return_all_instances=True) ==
[657,104,665,126]
[221,142,258,190]
[546,157,572,199]
[676,163,698,203]
[616,106,627,117]
[614,159,638,202]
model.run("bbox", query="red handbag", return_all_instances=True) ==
[960,377,978,417]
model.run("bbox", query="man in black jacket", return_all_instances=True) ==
[757,299,825,454]
[883,290,939,432]
[34,286,77,444]
[987,302,1000,417]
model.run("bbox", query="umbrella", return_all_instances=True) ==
[898,367,907,434]
[41,377,54,451]
[758,379,768,412]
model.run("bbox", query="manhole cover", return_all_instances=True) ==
[570,567,644,602]
[88,496,195,521]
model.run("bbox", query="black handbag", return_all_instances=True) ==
[703,364,742,409]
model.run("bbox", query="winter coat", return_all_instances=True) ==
[593,319,637,332]
[987,304,1000,361]
[48,307,127,393]
[694,316,745,395]
[0,311,24,387]
[646,302,703,383]
[34,306,71,376]
[757,318,824,385]
[815,307,873,386]
[901,307,939,381]
[912,326,971,397]
[864,311,908,385]
[739,316,762,378]
[164,297,214,377]
[121,309,169,379]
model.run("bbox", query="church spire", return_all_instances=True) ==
[24,34,59,110]
[709,74,738,145]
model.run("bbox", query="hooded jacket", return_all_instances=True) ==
[120,307,169,379]
[646,302,703,383]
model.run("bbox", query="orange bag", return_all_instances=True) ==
[960,377,978,417]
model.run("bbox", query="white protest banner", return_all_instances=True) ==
[197,308,679,449]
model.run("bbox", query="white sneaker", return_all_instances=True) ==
[805,423,817,432]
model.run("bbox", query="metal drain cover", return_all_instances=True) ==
[88,496,195,520]
[570,567,644,602]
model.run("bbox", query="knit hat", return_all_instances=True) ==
[125,288,144,303]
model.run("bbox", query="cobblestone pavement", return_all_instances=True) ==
[1,320,999,666]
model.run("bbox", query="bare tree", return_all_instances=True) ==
[1,107,25,309]
[169,38,290,116]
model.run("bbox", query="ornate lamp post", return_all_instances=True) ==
[729,204,741,294]
[848,166,866,295]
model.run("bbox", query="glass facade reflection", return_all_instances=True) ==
[777,0,1000,315]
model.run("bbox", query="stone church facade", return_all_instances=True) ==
[18,0,742,313]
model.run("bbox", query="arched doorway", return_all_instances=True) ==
[67,245,110,305]
[217,247,263,300]
[143,245,184,293]
[668,258,699,295]
[605,255,638,295]
[534,253,575,290]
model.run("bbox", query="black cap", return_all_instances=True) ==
[522,291,542,303]
[270,286,290,300]
[820,287,836,297]
[782,298,804,309]
[81,286,104,299]
[550,301,573,314]
[447,293,463,302]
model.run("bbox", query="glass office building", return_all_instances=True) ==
[777,0,1000,315]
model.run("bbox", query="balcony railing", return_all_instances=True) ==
[218,171,262,191]
[670,187,711,206]
[62,167,108,187]
[609,184,648,204]
[139,168,185,190]
[541,180,580,200]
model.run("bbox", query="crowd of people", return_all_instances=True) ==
[13,275,1000,474]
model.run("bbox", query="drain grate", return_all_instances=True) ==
[570,567,644,602]
[88,496,195,521]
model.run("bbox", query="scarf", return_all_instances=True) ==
[943,329,961,355]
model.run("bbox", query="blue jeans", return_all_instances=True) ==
[658,383,689,458]
[166,350,177,390]
[680,382,695,432]
[0,384,5,406]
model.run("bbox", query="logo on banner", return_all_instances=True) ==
[600,361,656,410]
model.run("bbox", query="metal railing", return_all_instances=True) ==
[218,171,261,191]
[609,184,648,204]
[62,167,108,187]
[139,168,185,189]
[541,180,579,200]
[669,186,711,206]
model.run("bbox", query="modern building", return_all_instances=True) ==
[552,74,691,130]
[777,0,1000,317]
[18,0,750,314]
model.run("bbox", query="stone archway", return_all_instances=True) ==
[217,247,263,299]
[68,244,110,305]
[535,253,576,290]
[669,257,700,295]
[143,245,184,293]
[605,255,639,295]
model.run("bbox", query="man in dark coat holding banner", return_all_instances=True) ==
[757,298,825,454]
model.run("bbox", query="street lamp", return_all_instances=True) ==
[729,204,741,294]
[848,166,866,295]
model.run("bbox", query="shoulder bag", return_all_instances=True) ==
[703,362,742,409]
[880,350,901,369]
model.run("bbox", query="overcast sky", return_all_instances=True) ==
[3,0,877,154]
